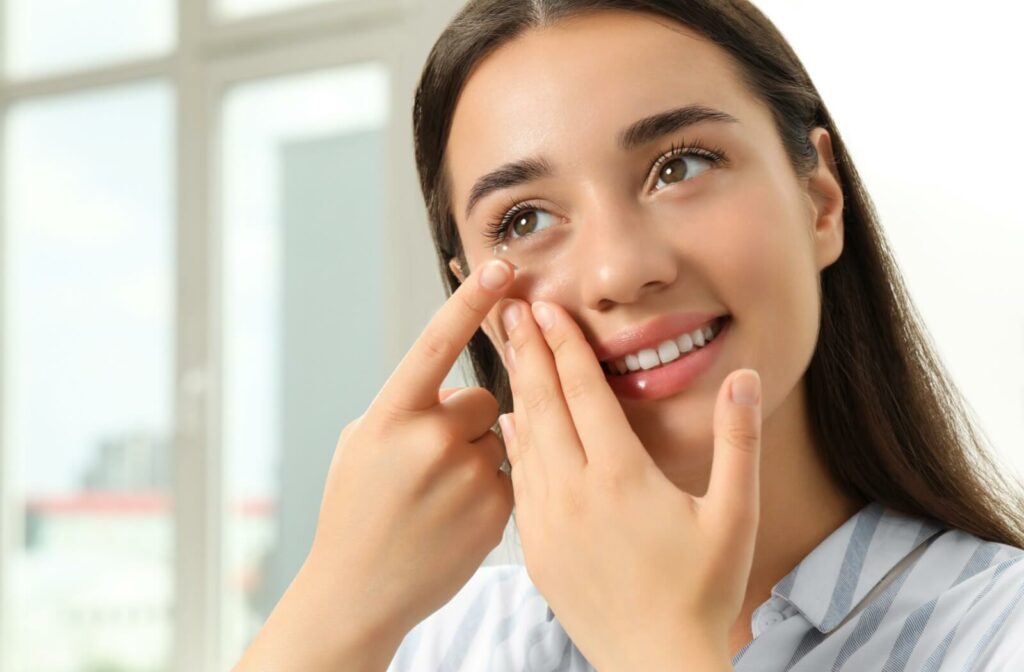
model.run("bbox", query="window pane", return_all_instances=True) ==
[3,82,175,671]
[215,0,336,20]
[219,63,390,665]
[5,0,175,80]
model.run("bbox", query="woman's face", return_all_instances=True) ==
[445,10,844,480]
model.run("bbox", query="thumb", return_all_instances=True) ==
[705,369,762,533]
[438,387,463,403]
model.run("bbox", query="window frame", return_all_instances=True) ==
[0,0,443,669]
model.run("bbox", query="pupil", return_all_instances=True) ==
[660,158,687,184]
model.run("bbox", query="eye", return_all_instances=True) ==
[503,207,559,241]
[482,199,560,245]
[651,151,717,192]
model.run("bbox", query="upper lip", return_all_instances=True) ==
[591,312,729,362]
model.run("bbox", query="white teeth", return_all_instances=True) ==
[638,349,660,370]
[657,340,680,364]
[676,332,694,354]
[606,317,726,375]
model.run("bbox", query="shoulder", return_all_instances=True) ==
[885,527,1024,670]
[386,564,592,672]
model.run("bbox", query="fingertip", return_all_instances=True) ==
[531,301,556,332]
[730,369,761,406]
[479,259,516,292]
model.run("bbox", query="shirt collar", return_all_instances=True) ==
[770,500,947,633]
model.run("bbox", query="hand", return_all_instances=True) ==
[235,258,519,672]
[497,299,761,671]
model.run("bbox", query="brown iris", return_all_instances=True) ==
[659,157,688,185]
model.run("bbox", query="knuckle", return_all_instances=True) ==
[560,375,590,403]
[458,454,492,485]
[421,421,461,462]
[547,333,571,357]
[433,423,462,452]
[371,403,412,432]
[420,327,458,367]
[557,484,586,518]
[505,324,528,351]
[523,385,552,414]
[595,462,647,503]
[455,286,487,321]
[726,426,760,449]
[454,386,500,421]
[595,464,629,494]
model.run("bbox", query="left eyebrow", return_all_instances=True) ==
[463,104,740,220]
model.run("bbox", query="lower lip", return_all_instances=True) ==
[604,317,731,401]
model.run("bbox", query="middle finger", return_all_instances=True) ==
[501,298,587,480]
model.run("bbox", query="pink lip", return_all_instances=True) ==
[604,316,731,400]
[592,311,728,363]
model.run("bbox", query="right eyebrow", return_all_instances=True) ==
[463,103,740,220]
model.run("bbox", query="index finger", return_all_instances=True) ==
[376,258,517,414]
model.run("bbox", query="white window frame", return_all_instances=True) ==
[0,0,458,669]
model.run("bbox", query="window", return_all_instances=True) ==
[4,0,175,80]
[215,0,337,20]
[4,81,174,672]
[0,0,437,669]
[219,62,390,657]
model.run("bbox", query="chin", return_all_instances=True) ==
[622,393,717,456]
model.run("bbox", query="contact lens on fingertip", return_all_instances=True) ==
[491,243,520,272]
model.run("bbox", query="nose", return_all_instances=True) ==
[576,198,679,310]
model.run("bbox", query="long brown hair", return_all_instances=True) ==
[411,0,1024,547]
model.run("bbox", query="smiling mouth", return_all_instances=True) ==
[600,315,729,376]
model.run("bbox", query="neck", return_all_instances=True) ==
[730,379,865,651]
[636,376,865,653]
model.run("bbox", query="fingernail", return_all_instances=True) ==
[531,302,555,331]
[731,369,760,406]
[480,260,512,290]
[498,413,517,444]
[501,301,521,332]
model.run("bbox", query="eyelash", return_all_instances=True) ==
[482,136,729,245]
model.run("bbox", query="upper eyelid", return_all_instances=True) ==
[648,146,717,188]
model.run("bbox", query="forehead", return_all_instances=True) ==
[446,10,752,221]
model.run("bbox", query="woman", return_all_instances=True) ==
[235,1,1024,670]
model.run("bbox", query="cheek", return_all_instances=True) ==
[715,174,821,399]
[708,172,818,311]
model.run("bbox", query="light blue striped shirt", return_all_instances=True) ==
[386,501,1024,670]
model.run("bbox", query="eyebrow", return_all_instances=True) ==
[463,104,740,220]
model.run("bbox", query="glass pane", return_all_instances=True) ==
[5,0,175,80]
[3,82,175,671]
[219,62,390,666]
[215,0,337,20]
